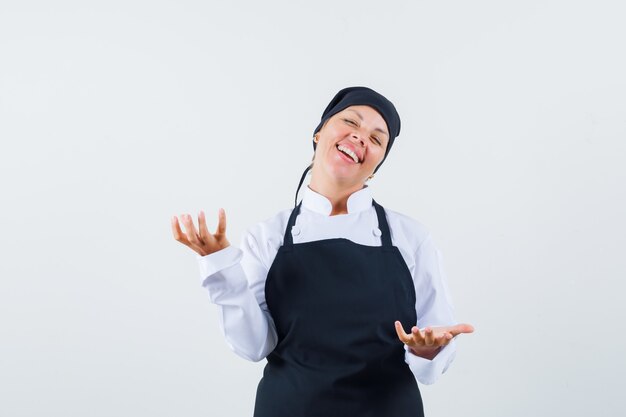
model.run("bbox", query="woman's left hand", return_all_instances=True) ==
[394,321,475,360]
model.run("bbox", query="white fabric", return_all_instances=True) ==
[196,185,459,385]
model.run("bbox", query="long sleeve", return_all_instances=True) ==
[403,233,458,385]
[196,230,278,362]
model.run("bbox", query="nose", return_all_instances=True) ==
[350,131,366,147]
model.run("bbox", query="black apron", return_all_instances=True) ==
[253,200,424,417]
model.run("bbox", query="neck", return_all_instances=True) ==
[309,171,366,216]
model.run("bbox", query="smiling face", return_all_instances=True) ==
[311,105,390,188]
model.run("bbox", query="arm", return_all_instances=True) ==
[402,234,460,385]
[196,229,278,362]
[172,209,278,362]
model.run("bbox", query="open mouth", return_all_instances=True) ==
[336,144,361,164]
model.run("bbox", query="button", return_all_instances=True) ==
[373,228,382,237]
[291,226,301,236]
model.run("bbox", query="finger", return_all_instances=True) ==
[394,321,411,344]
[460,323,475,333]
[171,216,191,245]
[424,327,435,346]
[447,323,475,337]
[411,326,425,345]
[198,210,212,243]
[215,208,227,236]
[181,214,201,245]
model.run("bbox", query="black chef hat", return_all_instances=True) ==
[294,86,401,206]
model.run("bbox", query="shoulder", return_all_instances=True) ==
[247,207,293,238]
[235,207,294,270]
[381,206,432,252]
[242,207,293,257]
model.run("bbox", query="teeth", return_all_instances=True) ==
[337,145,359,163]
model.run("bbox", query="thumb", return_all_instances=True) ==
[449,323,475,336]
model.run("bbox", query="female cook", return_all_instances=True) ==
[172,86,474,416]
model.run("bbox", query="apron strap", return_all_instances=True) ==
[294,164,312,207]
[372,199,393,249]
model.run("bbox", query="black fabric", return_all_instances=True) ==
[294,164,312,207]
[313,86,401,175]
[253,200,423,417]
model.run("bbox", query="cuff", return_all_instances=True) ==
[196,246,243,285]
[404,338,457,385]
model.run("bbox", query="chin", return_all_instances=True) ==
[324,163,363,184]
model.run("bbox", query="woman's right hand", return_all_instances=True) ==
[171,208,230,256]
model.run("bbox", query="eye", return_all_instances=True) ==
[371,136,381,145]
[343,118,357,126]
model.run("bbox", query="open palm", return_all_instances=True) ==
[171,209,230,256]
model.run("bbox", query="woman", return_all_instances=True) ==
[172,86,474,416]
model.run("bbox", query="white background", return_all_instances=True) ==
[1,0,624,416]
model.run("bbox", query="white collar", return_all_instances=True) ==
[301,185,373,216]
